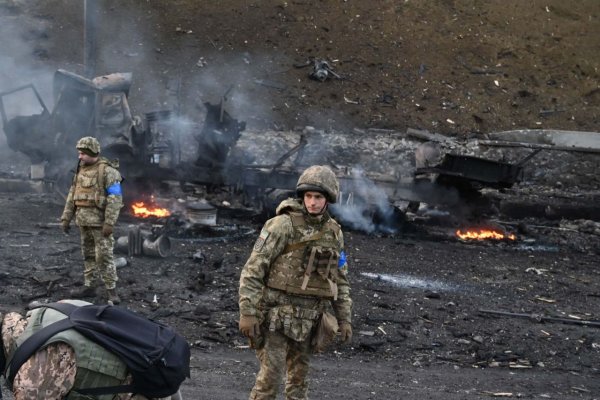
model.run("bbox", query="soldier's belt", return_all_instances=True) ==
[294,307,319,320]
[266,280,335,300]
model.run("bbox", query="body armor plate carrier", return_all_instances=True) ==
[266,212,341,299]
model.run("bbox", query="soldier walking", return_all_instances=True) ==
[60,137,123,304]
[239,165,353,400]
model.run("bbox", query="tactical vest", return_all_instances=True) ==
[266,212,342,299]
[13,301,128,400]
[73,159,112,209]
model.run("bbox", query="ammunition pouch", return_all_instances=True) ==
[301,246,339,299]
[311,311,339,353]
[73,195,106,209]
[267,305,319,342]
[249,310,266,350]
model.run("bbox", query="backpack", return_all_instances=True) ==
[4,302,191,398]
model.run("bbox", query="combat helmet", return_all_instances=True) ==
[296,165,339,203]
[76,136,101,156]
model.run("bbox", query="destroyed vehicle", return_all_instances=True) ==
[0,69,246,201]
[1,70,135,173]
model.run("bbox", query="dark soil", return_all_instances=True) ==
[0,192,598,399]
[1,1,600,399]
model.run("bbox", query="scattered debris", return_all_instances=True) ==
[481,391,515,397]
[533,296,556,304]
[115,226,171,258]
[479,309,600,328]
[525,267,548,275]
[114,257,129,268]
[343,96,359,105]
[192,250,206,263]
[294,57,342,81]
[196,57,207,67]
[253,78,286,91]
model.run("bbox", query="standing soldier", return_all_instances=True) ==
[60,137,123,305]
[239,165,353,400]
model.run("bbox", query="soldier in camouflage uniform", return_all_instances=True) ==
[61,137,124,305]
[0,307,182,400]
[239,165,353,400]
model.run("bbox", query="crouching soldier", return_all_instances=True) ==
[0,302,183,400]
[238,165,353,400]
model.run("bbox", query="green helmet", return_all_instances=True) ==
[76,136,101,156]
[296,165,339,203]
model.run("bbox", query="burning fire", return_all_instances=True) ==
[456,228,516,241]
[131,202,171,218]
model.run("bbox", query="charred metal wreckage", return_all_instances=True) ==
[0,69,539,234]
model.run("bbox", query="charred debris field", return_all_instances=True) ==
[0,189,599,398]
[1,0,600,398]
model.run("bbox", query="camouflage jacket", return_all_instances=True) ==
[239,198,352,323]
[61,157,123,227]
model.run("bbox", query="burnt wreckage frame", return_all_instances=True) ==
[0,69,535,227]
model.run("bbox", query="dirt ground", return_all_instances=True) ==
[0,192,599,399]
[1,1,600,399]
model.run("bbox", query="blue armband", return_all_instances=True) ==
[106,182,122,196]
[338,250,347,268]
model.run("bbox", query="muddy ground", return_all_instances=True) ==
[1,0,600,399]
[0,191,599,399]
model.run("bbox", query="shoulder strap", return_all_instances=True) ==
[281,230,326,254]
[98,160,107,190]
[280,214,342,255]
[325,219,341,238]
[43,301,79,316]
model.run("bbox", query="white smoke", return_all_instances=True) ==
[0,2,57,175]
[331,168,399,234]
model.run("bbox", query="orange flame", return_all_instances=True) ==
[131,201,171,218]
[456,228,516,241]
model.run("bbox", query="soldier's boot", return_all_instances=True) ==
[107,288,121,305]
[70,285,96,298]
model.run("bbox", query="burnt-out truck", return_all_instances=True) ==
[0,69,246,201]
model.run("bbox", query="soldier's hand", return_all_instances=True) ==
[61,220,71,234]
[102,223,113,237]
[339,321,353,344]
[239,315,261,339]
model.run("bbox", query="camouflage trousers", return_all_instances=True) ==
[79,226,118,289]
[249,329,312,400]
